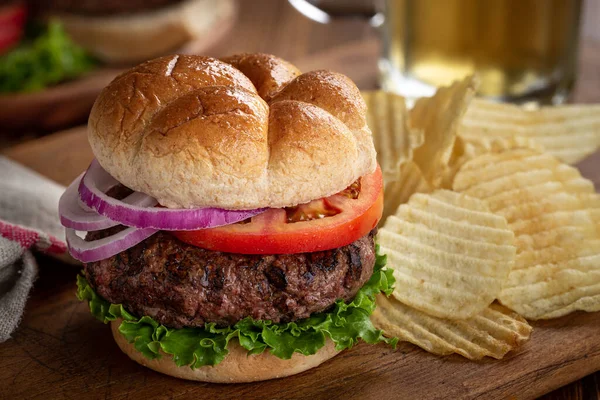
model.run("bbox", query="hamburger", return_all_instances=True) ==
[29,0,235,64]
[59,53,396,382]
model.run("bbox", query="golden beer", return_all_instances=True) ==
[380,0,582,103]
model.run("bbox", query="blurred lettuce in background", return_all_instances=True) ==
[0,21,97,94]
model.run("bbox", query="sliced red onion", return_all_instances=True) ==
[78,159,265,230]
[59,174,120,231]
[66,227,158,263]
[59,172,159,231]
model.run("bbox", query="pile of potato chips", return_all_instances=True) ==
[362,79,600,360]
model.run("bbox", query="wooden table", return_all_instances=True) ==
[2,1,600,398]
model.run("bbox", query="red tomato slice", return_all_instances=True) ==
[0,3,26,55]
[172,165,383,254]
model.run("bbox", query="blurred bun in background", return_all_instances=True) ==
[28,0,236,64]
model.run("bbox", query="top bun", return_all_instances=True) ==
[88,53,376,209]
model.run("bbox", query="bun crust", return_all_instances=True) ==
[111,321,340,383]
[89,53,376,209]
[221,53,301,101]
[54,0,235,64]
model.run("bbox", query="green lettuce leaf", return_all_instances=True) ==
[0,21,97,93]
[76,246,397,369]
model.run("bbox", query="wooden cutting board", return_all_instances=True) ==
[2,40,600,399]
[3,130,600,400]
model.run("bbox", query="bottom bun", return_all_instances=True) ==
[111,320,340,383]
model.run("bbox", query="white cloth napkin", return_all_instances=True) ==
[0,156,68,342]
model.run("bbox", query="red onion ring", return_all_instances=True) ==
[78,160,265,230]
[59,171,160,231]
[59,174,120,231]
[66,227,158,263]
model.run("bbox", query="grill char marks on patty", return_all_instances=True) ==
[84,230,376,329]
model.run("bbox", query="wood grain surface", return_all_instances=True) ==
[2,0,600,398]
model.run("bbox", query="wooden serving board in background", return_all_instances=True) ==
[3,125,600,400]
[0,2,236,132]
[0,68,120,131]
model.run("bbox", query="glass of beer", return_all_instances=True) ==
[381,0,582,104]
[289,0,583,104]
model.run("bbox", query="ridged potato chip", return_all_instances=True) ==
[362,90,431,224]
[362,90,424,184]
[453,148,600,319]
[371,294,532,360]
[441,135,544,190]
[381,160,431,223]
[460,99,600,164]
[461,134,543,157]
[455,151,594,206]
[377,189,516,319]
[410,77,477,187]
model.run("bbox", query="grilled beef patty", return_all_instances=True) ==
[84,230,376,329]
